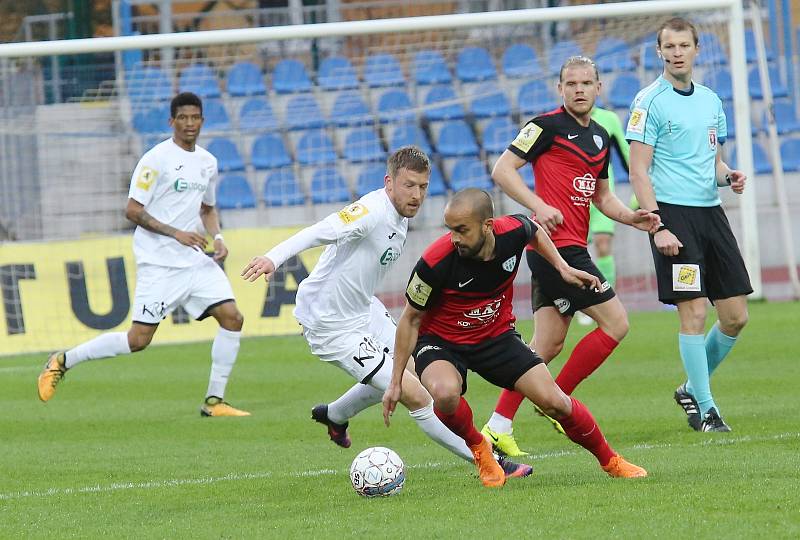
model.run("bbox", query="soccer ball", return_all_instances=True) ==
[349,446,405,497]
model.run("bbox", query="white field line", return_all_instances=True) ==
[1,432,796,502]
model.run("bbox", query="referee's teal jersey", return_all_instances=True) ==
[625,75,727,207]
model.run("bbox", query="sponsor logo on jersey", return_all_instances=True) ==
[511,123,543,153]
[593,134,603,149]
[573,173,596,198]
[458,298,502,327]
[136,166,157,190]
[627,108,647,135]
[708,127,717,151]
[173,178,207,193]
[502,256,517,272]
[406,272,432,306]
[380,247,400,266]
[672,263,701,291]
[337,202,370,224]
[554,297,570,314]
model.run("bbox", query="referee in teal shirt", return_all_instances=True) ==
[627,17,752,433]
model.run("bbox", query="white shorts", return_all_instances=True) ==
[302,297,397,389]
[132,257,235,325]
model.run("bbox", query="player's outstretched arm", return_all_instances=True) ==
[529,227,602,291]
[125,198,207,249]
[592,178,660,233]
[383,303,424,427]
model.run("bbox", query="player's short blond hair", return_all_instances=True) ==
[559,56,599,82]
[388,146,431,179]
[657,17,699,46]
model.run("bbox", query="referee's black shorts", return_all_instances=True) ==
[651,202,752,304]
[413,331,543,395]
[527,246,616,316]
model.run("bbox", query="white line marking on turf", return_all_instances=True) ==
[1,432,796,501]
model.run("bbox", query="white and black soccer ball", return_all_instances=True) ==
[349,446,405,497]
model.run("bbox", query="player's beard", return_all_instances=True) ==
[456,232,486,259]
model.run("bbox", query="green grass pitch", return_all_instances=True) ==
[1,302,799,538]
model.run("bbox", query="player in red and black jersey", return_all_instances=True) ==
[480,56,661,455]
[382,189,647,488]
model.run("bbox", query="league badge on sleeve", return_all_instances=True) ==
[406,272,432,306]
[338,202,370,224]
[511,123,543,153]
[135,167,157,191]
[627,108,646,135]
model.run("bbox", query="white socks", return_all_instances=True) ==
[327,383,383,425]
[409,402,474,462]
[206,328,241,399]
[65,332,131,369]
[486,412,513,434]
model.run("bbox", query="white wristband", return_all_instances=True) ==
[214,233,224,242]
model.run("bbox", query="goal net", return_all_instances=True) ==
[0,0,757,355]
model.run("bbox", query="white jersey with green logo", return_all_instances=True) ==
[128,138,218,268]
[294,189,407,332]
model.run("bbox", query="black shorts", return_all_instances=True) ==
[527,246,615,316]
[413,331,543,395]
[651,203,752,304]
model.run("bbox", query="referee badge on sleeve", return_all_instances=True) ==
[672,264,701,291]
[708,127,718,151]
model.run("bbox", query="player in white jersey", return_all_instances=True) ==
[242,147,532,480]
[38,92,249,417]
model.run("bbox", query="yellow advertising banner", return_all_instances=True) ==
[0,228,322,356]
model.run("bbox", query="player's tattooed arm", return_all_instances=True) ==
[125,198,207,249]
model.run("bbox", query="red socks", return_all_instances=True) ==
[434,397,484,447]
[559,396,615,466]
[555,328,619,395]
[494,389,526,419]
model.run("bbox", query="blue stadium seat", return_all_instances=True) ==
[285,94,326,130]
[311,167,351,203]
[780,138,800,172]
[238,97,279,131]
[450,158,493,191]
[263,168,305,206]
[423,85,465,122]
[226,61,266,97]
[179,63,221,98]
[363,53,405,88]
[697,33,728,66]
[518,79,556,117]
[608,74,641,109]
[318,56,359,91]
[429,163,448,196]
[127,66,172,105]
[731,142,772,174]
[132,104,170,134]
[207,138,245,172]
[722,103,738,139]
[330,91,373,127]
[745,29,774,63]
[251,133,292,169]
[705,69,733,101]
[502,43,540,79]
[481,116,517,154]
[389,123,433,155]
[748,66,788,99]
[772,102,800,135]
[272,59,312,94]
[456,46,497,83]
[216,175,256,209]
[344,127,386,163]
[376,89,415,123]
[436,120,479,157]
[547,40,581,74]
[470,83,510,119]
[595,38,635,72]
[414,50,452,86]
[518,163,534,189]
[295,129,337,166]
[202,99,231,130]
[642,43,661,71]
[356,162,387,197]
[611,153,629,183]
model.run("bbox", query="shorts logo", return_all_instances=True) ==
[708,127,717,151]
[599,280,611,292]
[337,202,370,224]
[142,301,166,319]
[627,108,647,135]
[573,173,596,198]
[511,123,543,153]
[672,264,701,291]
[406,272,432,307]
[502,256,517,272]
[554,298,570,314]
[135,166,157,190]
[417,344,442,356]
[593,134,603,149]
[380,247,400,266]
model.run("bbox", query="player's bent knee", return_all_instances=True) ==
[426,383,460,413]
[399,374,433,411]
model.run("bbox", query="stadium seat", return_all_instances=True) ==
[547,40,581,74]
[744,29,774,63]
[772,102,800,135]
[272,59,312,94]
[731,142,772,174]
[697,33,728,66]
[748,66,788,99]
[263,168,305,206]
[318,56,359,91]
[481,116,517,154]
[428,162,448,196]
[502,43,540,79]
[376,89,415,123]
[226,61,266,97]
[285,94,326,130]
[202,99,231,130]
[207,138,245,172]
[414,50,452,86]
[132,104,170,134]
[517,79,556,117]
[356,162,387,197]
[435,120,479,157]
[216,175,256,209]
[330,91,373,127]
[310,167,351,203]
[363,53,405,88]
[251,133,292,169]
[780,138,800,171]
[450,158,493,191]
[343,127,386,163]
[179,63,221,98]
[295,129,337,166]
[456,46,497,83]
[611,153,629,183]
[470,83,510,119]
[238,97,280,132]
[389,122,433,155]
[705,69,733,101]
[641,42,662,71]
[595,37,635,73]
[127,66,172,105]
[518,163,535,189]
[423,85,465,122]
[608,74,641,109]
